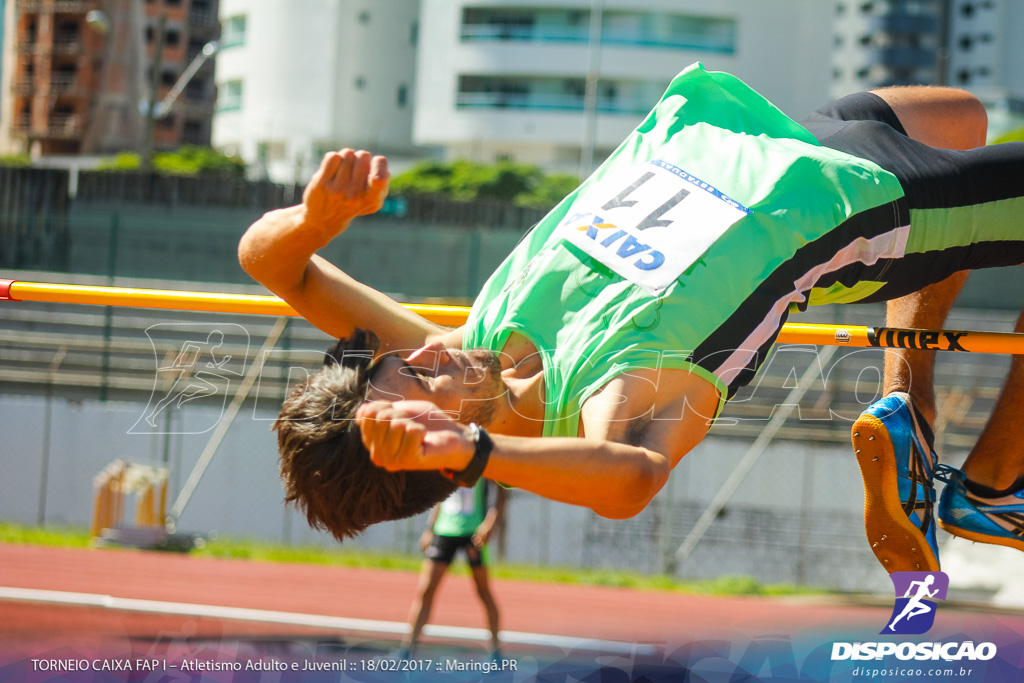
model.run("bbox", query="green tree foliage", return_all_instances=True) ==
[97,146,246,177]
[992,127,1024,145]
[391,159,579,209]
[0,154,31,167]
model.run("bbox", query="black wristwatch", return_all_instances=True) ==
[442,423,493,488]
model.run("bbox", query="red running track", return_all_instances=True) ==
[1,542,1017,653]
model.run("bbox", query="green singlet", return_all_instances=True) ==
[432,480,490,538]
[463,63,909,437]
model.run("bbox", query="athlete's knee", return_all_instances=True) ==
[872,86,987,149]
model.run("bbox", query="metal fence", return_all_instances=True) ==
[0,166,547,298]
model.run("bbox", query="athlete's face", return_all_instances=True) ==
[366,342,505,426]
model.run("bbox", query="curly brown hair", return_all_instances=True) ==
[274,329,457,541]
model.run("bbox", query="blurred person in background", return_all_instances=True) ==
[398,479,506,660]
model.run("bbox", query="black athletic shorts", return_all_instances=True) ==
[425,534,486,567]
[799,91,1024,302]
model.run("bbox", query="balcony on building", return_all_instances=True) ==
[17,0,45,13]
[867,13,938,35]
[460,7,736,54]
[52,19,83,55]
[49,69,82,96]
[456,75,652,116]
[188,0,219,36]
[40,111,85,141]
[868,45,936,68]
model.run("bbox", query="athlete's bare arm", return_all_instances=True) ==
[356,368,720,517]
[238,149,452,354]
[474,487,507,547]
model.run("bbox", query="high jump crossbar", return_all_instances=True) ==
[3,279,1023,354]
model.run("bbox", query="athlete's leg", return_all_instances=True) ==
[401,559,449,656]
[869,86,987,424]
[960,308,1024,490]
[866,87,1024,552]
[837,86,993,573]
[469,564,501,654]
[878,274,968,424]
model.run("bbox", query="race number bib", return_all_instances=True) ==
[558,160,750,296]
[441,488,477,517]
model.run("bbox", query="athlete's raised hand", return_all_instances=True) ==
[356,400,475,474]
[302,149,389,242]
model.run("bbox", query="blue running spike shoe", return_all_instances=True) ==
[851,392,941,573]
[937,466,1024,552]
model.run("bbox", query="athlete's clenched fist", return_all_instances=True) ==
[356,400,475,473]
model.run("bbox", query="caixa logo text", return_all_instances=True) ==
[573,217,667,271]
[831,641,996,662]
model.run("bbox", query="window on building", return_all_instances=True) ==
[55,21,79,43]
[397,84,408,107]
[221,15,247,48]
[961,3,975,17]
[461,7,734,53]
[462,8,534,41]
[162,70,178,87]
[165,0,182,6]
[217,79,243,111]
[183,119,206,145]
[313,141,342,159]
[185,78,207,100]
[257,140,287,161]
[53,63,77,88]
[165,29,181,47]
[156,113,176,129]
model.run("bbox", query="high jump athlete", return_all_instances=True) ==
[239,63,1024,573]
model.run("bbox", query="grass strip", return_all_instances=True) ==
[0,521,823,597]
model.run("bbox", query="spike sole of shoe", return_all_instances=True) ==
[938,518,1024,552]
[852,414,940,572]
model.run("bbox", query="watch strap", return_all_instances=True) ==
[442,423,492,488]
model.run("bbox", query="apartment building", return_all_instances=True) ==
[0,0,218,157]
[831,0,1024,135]
[413,0,834,172]
[210,1,1024,182]
[212,0,420,183]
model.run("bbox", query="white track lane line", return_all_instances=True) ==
[0,586,657,656]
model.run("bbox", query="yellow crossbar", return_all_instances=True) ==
[4,279,1023,354]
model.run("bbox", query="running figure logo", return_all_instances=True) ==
[130,323,249,434]
[883,571,949,635]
